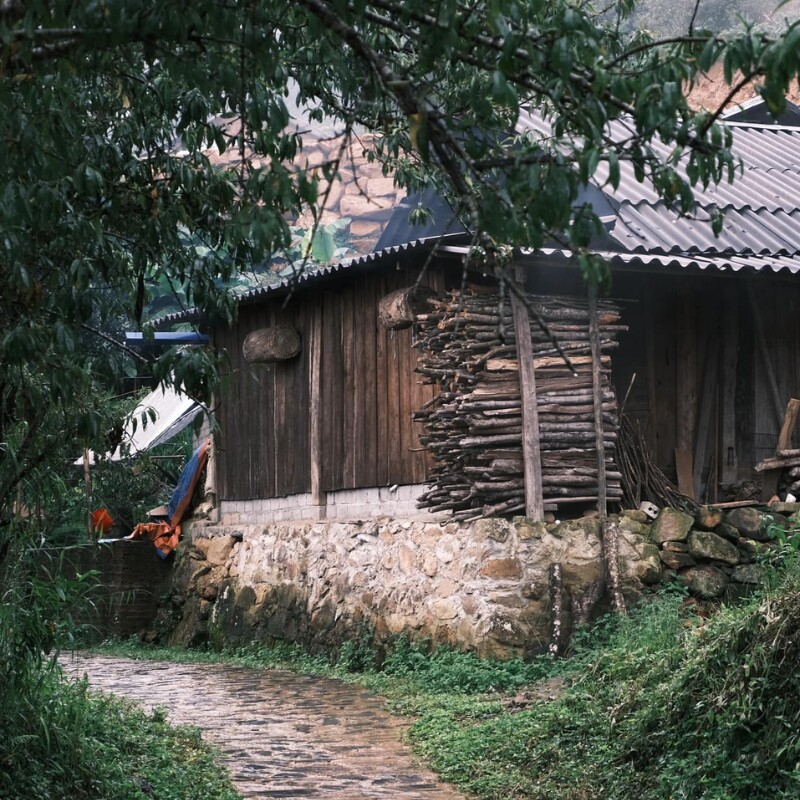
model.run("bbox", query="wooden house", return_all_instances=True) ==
[169,102,800,524]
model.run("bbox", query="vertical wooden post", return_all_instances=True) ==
[720,285,739,484]
[510,268,544,520]
[83,449,94,542]
[200,407,220,523]
[309,307,326,516]
[675,293,697,500]
[588,278,607,517]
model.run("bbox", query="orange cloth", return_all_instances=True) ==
[127,521,182,557]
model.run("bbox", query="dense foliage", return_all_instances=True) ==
[0,540,241,800]
[4,0,800,526]
[0,668,242,800]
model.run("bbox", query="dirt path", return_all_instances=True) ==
[63,653,467,800]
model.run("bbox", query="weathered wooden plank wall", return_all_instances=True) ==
[527,260,800,498]
[216,266,439,501]
[215,255,800,507]
[216,292,313,500]
[318,268,438,491]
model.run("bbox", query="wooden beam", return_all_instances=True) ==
[309,307,326,513]
[510,269,544,520]
[588,279,608,516]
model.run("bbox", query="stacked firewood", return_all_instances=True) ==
[413,286,626,520]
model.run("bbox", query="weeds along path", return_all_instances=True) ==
[63,653,466,800]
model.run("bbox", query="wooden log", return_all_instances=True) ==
[601,519,626,614]
[242,325,301,363]
[491,458,524,474]
[755,455,800,473]
[378,286,437,330]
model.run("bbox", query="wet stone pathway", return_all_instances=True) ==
[63,654,467,800]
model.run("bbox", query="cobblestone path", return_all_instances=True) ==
[64,654,467,800]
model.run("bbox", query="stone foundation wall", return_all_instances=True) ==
[156,511,663,658]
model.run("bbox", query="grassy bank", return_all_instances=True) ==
[0,662,242,800]
[0,544,241,800]
[97,554,800,800]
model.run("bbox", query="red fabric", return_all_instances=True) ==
[92,508,114,533]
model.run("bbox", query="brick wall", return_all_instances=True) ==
[218,484,438,524]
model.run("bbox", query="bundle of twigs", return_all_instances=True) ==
[414,285,626,520]
[616,413,695,511]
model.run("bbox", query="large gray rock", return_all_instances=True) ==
[679,565,729,598]
[730,564,766,585]
[687,530,740,565]
[715,522,741,542]
[725,507,762,537]
[724,507,788,542]
[651,508,694,544]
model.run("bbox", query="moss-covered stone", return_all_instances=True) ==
[678,565,729,598]
[687,530,739,565]
[651,508,694,544]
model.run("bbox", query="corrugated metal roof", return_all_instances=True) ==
[613,205,800,255]
[158,237,461,325]
[162,104,800,328]
[582,119,800,256]
[514,111,800,257]
[537,248,800,274]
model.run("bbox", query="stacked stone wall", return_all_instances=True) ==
[156,511,664,657]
